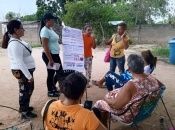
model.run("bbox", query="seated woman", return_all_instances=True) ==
[142,50,157,74]
[93,50,157,91]
[92,54,161,125]
[41,72,106,130]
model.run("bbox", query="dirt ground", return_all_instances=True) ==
[0,44,175,130]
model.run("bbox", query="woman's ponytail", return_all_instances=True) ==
[39,19,45,44]
[1,32,10,49]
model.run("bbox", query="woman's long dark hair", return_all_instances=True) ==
[1,20,21,49]
[141,50,157,70]
[39,18,46,44]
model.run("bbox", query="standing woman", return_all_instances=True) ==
[40,12,63,97]
[1,20,37,119]
[83,24,96,87]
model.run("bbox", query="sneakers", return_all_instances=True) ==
[19,106,34,112]
[48,91,60,97]
[21,111,37,119]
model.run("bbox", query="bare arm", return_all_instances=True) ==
[106,82,136,109]
[41,38,54,66]
[121,32,129,49]
[122,38,129,49]
[105,37,113,45]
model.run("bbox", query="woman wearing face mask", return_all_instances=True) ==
[39,12,63,97]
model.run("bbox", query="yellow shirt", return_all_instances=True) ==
[44,100,100,130]
[110,34,129,58]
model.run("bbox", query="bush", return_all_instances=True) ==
[152,46,169,58]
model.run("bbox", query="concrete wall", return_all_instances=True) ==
[128,24,175,44]
[22,22,40,44]
[0,21,62,45]
[0,21,40,45]
[1,22,175,45]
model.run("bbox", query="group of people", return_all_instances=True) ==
[1,12,163,130]
[93,49,157,91]
[1,12,97,120]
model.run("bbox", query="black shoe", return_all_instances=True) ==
[48,91,60,97]
[19,106,34,112]
[21,111,37,119]
[28,106,34,111]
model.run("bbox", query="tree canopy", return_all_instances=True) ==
[36,0,65,20]
[35,0,168,24]
[21,14,37,21]
[35,0,169,44]
[5,11,19,21]
[63,0,119,43]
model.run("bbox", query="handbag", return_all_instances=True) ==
[104,47,111,63]
[9,40,32,54]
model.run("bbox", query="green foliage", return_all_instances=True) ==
[5,11,17,21]
[126,0,168,24]
[113,2,136,25]
[35,0,168,44]
[168,15,175,24]
[62,0,168,44]
[152,46,169,58]
[31,43,41,48]
[21,14,37,21]
[36,0,65,20]
[63,1,118,44]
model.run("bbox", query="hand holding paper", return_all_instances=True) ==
[47,63,60,70]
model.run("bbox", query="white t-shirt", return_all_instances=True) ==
[144,65,153,75]
[7,38,35,80]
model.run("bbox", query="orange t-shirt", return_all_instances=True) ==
[83,33,94,58]
[44,100,100,130]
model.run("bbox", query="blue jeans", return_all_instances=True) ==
[110,56,125,74]
[105,71,132,91]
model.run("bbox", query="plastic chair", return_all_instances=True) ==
[108,85,175,130]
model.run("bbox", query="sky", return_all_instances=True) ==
[0,0,37,21]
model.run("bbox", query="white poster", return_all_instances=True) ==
[62,26,84,72]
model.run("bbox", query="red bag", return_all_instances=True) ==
[104,48,111,63]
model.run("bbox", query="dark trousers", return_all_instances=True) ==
[12,68,35,112]
[42,52,63,92]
